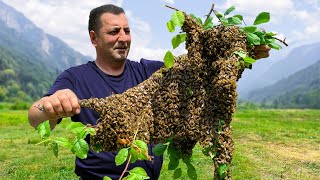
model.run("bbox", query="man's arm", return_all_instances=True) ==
[28,89,81,130]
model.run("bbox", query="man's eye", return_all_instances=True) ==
[109,31,118,35]
[125,30,130,35]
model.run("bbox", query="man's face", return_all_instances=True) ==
[94,13,131,62]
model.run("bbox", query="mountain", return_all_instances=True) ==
[238,42,320,98]
[0,1,91,102]
[244,60,320,109]
[0,1,91,71]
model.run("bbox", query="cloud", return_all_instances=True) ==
[161,0,174,4]
[2,0,123,57]
[2,0,169,61]
[220,0,320,46]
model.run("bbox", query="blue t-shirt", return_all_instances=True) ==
[46,59,164,179]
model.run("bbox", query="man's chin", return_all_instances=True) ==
[114,54,128,62]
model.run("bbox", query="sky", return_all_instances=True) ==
[2,0,320,61]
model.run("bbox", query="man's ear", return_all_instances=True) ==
[89,30,98,47]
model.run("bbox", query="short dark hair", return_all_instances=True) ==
[88,4,125,33]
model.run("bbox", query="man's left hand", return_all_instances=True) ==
[254,45,271,59]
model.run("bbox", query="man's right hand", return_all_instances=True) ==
[28,89,81,129]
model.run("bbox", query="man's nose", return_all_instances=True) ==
[118,30,130,42]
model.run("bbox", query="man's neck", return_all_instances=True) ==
[95,58,126,76]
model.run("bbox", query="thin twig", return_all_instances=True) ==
[119,126,140,180]
[164,5,180,11]
[119,154,132,180]
[274,37,288,46]
[204,4,215,23]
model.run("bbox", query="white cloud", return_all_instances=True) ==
[290,9,320,44]
[2,0,170,60]
[220,0,320,47]
[223,0,295,16]
[161,0,174,4]
[2,0,123,58]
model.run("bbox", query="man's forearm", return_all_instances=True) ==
[28,100,58,130]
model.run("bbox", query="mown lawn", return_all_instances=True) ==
[0,109,319,179]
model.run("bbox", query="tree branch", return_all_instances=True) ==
[275,37,288,46]
[119,154,132,180]
[204,4,215,24]
[164,5,180,11]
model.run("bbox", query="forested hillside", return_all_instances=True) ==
[246,60,320,109]
[0,1,91,104]
[0,45,57,102]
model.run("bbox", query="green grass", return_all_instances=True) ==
[0,109,319,179]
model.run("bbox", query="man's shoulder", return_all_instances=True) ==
[65,61,95,73]
[127,58,164,69]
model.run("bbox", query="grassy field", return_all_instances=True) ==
[0,109,319,179]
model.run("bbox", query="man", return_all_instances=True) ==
[28,4,270,180]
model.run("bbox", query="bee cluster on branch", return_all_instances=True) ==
[79,13,250,179]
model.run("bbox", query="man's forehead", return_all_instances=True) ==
[100,13,129,27]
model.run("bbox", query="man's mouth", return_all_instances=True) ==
[115,46,127,50]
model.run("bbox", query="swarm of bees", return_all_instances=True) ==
[79,13,250,179]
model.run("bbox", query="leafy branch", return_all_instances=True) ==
[36,121,95,159]
[153,137,198,180]
[163,4,288,69]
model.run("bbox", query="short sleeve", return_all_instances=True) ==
[139,58,164,78]
[44,70,76,96]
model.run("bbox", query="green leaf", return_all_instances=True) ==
[187,87,193,97]
[153,144,168,156]
[227,16,242,25]
[173,168,182,179]
[203,16,213,29]
[134,140,148,150]
[233,14,243,21]
[218,164,229,179]
[167,20,175,33]
[53,137,72,149]
[37,121,51,139]
[265,37,276,44]
[190,14,203,25]
[247,32,261,45]
[243,57,257,64]
[52,141,58,158]
[165,136,174,144]
[168,144,180,170]
[103,176,112,180]
[203,21,214,30]
[182,154,192,165]
[243,26,257,33]
[172,34,186,49]
[266,31,277,37]
[77,130,89,139]
[171,11,185,28]
[234,51,247,58]
[115,148,129,166]
[123,167,150,180]
[129,147,139,163]
[224,6,235,16]
[66,122,85,134]
[164,51,175,69]
[220,17,228,26]
[71,138,89,159]
[168,156,179,170]
[254,12,270,25]
[187,163,198,180]
[216,12,224,19]
[85,127,96,136]
[92,143,103,153]
[133,140,149,160]
[268,42,282,50]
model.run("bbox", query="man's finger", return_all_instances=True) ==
[66,90,81,114]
